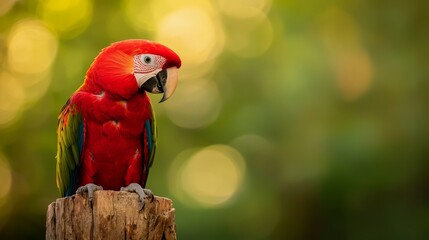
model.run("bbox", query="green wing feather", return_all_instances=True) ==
[56,101,84,197]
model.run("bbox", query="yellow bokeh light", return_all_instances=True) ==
[0,153,12,201]
[170,145,246,207]
[37,0,92,38]
[156,6,225,79]
[123,0,224,80]
[4,19,56,118]
[216,0,272,19]
[0,72,25,128]
[156,7,223,63]
[7,19,58,75]
[163,79,222,129]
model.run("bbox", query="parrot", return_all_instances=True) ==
[56,39,181,207]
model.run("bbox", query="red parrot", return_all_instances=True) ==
[56,39,181,206]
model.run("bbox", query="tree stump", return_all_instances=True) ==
[46,190,176,240]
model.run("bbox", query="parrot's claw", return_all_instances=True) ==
[76,183,103,207]
[120,183,154,210]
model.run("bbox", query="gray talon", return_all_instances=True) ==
[121,183,154,210]
[76,183,103,207]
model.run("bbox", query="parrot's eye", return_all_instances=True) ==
[140,54,156,66]
[144,56,152,64]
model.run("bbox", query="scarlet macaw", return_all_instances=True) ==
[56,39,181,206]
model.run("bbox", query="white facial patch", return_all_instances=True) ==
[133,54,167,88]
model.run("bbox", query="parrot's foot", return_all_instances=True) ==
[76,183,103,207]
[120,183,154,210]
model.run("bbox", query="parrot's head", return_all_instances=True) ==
[88,39,181,101]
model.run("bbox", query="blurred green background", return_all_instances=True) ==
[0,0,428,239]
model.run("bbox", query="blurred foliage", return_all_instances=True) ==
[0,0,428,239]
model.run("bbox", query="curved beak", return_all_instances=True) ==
[139,67,179,103]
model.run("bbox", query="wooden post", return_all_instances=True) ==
[46,190,176,240]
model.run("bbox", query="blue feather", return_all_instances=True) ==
[78,122,84,156]
[66,168,77,197]
[145,120,152,156]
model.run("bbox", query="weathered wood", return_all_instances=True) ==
[46,191,176,240]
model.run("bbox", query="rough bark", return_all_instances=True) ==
[46,190,176,240]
